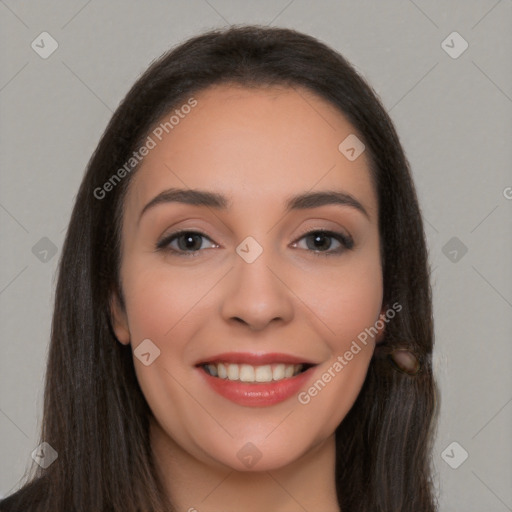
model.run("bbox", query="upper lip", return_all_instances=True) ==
[195,352,319,366]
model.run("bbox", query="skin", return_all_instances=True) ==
[110,84,386,512]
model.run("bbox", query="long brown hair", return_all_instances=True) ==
[1,25,439,511]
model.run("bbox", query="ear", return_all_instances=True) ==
[109,289,131,345]
[374,305,388,344]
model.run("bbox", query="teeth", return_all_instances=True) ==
[217,363,227,379]
[203,362,304,382]
[239,364,254,382]
[255,365,273,382]
[227,364,239,380]
[273,364,285,380]
[205,364,218,377]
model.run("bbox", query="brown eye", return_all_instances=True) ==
[292,230,354,256]
[156,230,217,255]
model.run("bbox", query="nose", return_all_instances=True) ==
[220,246,295,331]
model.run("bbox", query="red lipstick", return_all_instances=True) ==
[195,352,318,407]
[196,352,318,366]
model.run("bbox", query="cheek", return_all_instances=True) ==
[293,349,372,446]
[120,262,211,431]
[121,259,217,342]
[293,267,382,435]
[292,255,383,350]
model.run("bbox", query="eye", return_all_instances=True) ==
[156,229,354,257]
[291,229,354,256]
[156,230,218,256]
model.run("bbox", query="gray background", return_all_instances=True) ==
[1,1,511,510]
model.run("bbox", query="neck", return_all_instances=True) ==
[150,418,341,512]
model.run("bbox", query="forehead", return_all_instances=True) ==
[124,84,377,223]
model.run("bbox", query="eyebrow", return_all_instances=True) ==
[138,187,370,225]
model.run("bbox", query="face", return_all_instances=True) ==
[110,84,386,472]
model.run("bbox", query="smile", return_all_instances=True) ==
[201,362,308,382]
[195,352,318,407]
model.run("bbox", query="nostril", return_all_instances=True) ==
[231,317,250,326]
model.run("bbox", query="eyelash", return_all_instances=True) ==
[155,229,354,258]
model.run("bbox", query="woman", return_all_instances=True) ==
[1,25,439,511]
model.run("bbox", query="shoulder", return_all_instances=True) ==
[0,478,46,512]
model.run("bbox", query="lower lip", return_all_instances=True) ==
[197,366,315,407]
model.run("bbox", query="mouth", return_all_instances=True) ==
[194,352,319,406]
[199,361,315,383]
